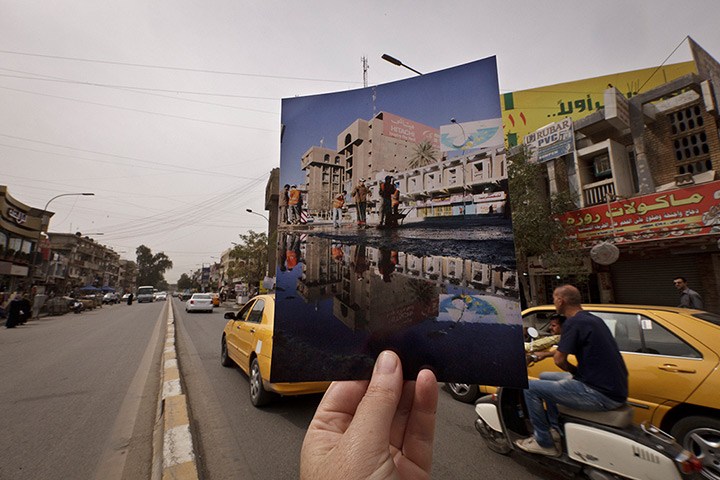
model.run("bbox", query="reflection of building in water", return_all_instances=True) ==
[334,245,441,334]
[296,237,343,302]
[297,237,518,334]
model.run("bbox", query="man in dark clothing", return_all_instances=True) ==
[5,293,22,328]
[516,285,628,457]
[379,176,396,227]
[673,276,703,309]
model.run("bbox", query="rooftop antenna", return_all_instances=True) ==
[362,56,369,88]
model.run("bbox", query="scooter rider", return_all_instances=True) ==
[516,285,628,457]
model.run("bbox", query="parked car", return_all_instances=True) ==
[185,293,213,313]
[121,293,131,302]
[448,304,720,472]
[220,294,329,406]
[102,292,120,304]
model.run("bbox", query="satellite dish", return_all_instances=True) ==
[590,241,620,265]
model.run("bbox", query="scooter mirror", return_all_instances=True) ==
[527,327,539,339]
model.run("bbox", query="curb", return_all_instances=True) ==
[152,302,199,480]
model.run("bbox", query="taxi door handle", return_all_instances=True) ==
[658,364,696,374]
[249,328,255,333]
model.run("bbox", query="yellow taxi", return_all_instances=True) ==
[450,304,720,473]
[220,294,330,406]
[209,293,220,307]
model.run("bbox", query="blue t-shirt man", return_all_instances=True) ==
[515,285,629,457]
[558,310,628,403]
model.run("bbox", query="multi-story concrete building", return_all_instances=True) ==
[47,233,121,292]
[118,259,138,293]
[520,43,720,312]
[301,147,343,220]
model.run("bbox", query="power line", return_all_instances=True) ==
[0,68,282,102]
[0,49,362,85]
[0,133,268,180]
[0,84,279,131]
[0,69,280,112]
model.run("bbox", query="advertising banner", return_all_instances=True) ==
[382,112,440,150]
[440,118,503,152]
[523,117,574,163]
[560,181,720,247]
[501,62,696,144]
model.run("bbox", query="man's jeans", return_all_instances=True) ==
[333,207,342,227]
[524,376,624,448]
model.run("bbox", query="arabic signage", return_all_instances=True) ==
[382,112,440,150]
[502,62,696,144]
[439,118,504,152]
[561,181,720,247]
[523,117,574,163]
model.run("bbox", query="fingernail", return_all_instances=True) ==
[375,351,397,374]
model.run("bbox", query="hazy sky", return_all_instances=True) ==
[1,0,718,283]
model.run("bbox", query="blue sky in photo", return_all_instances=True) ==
[280,56,502,187]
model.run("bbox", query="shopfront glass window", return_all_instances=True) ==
[8,237,22,253]
[20,239,33,254]
[0,231,7,250]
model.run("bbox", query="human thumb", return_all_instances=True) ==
[346,351,403,446]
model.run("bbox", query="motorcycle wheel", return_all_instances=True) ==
[475,417,511,455]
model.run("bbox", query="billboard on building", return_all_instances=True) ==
[502,61,697,145]
[439,118,503,152]
[523,117,574,163]
[382,112,440,150]
[561,180,720,247]
[274,57,526,386]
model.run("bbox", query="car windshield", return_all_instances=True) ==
[193,294,211,300]
[137,287,154,295]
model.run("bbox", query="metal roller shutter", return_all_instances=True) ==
[610,255,702,306]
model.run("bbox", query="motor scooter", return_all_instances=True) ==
[474,354,704,480]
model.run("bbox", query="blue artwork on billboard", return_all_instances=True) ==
[273,57,527,387]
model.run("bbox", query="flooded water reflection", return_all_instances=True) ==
[271,233,527,387]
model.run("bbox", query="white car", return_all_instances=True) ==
[154,291,168,301]
[185,294,213,313]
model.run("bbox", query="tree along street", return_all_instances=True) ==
[173,298,557,479]
[0,301,165,480]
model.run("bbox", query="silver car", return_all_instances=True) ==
[185,294,213,313]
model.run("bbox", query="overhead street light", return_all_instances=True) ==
[28,192,95,283]
[246,208,269,222]
[381,54,422,76]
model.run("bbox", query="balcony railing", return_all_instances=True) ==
[583,178,615,206]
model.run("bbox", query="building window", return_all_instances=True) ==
[592,154,612,178]
[669,104,711,175]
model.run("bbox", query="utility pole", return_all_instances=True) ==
[361,56,369,88]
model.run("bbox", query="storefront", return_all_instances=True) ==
[0,186,51,294]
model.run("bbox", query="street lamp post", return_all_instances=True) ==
[28,192,95,285]
[381,54,423,76]
[245,208,269,222]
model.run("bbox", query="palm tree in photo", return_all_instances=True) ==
[409,141,438,169]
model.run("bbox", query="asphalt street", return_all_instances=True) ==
[0,300,165,480]
[172,298,556,480]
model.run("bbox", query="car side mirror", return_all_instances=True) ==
[224,312,236,320]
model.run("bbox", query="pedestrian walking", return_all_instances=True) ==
[333,190,346,228]
[19,293,31,324]
[279,184,290,225]
[5,293,22,328]
[673,276,703,309]
[351,178,370,227]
